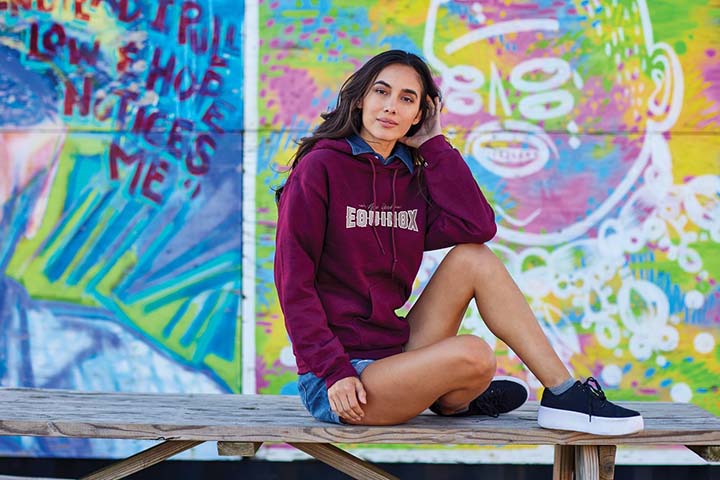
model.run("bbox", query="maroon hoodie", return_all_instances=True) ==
[274,135,496,388]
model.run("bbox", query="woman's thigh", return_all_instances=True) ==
[346,335,495,425]
[405,244,496,351]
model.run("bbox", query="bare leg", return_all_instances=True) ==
[348,243,569,425]
[406,243,571,387]
[347,335,495,425]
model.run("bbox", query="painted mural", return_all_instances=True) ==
[0,0,244,458]
[0,0,718,464]
[255,0,719,463]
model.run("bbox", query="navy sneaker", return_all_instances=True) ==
[538,377,644,435]
[431,376,529,417]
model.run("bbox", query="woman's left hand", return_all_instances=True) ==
[400,95,443,149]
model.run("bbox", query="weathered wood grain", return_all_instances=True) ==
[598,445,617,480]
[216,441,262,456]
[289,443,400,480]
[0,388,718,447]
[575,446,599,480]
[78,440,203,480]
[552,445,574,480]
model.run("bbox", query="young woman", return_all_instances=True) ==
[274,50,644,435]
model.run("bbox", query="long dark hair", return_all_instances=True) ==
[275,50,441,202]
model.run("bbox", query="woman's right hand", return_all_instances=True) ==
[327,376,367,422]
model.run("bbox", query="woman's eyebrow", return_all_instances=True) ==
[373,80,418,97]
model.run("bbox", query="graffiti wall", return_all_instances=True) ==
[0,0,718,464]
[0,0,244,458]
[254,0,719,464]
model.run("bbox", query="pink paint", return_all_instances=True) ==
[350,36,361,46]
[317,28,328,34]
[700,59,720,115]
[337,30,347,38]
[313,37,320,43]
[300,33,310,40]
[269,38,280,48]
[262,54,269,64]
[269,70,321,126]
[266,18,274,27]
[260,73,267,81]
[270,1,278,8]
[284,25,294,34]
[328,49,339,56]
[276,51,288,60]
[323,16,333,23]
[707,49,716,57]
[259,89,266,97]
[302,18,314,25]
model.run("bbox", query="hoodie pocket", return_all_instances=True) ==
[356,283,407,346]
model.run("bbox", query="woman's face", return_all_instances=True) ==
[358,64,423,153]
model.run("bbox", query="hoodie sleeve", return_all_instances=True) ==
[419,135,497,251]
[274,156,358,389]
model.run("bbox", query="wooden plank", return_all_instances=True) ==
[552,445,574,480]
[217,441,262,456]
[0,388,718,446]
[598,445,617,480]
[289,443,399,480]
[687,445,720,462]
[575,445,600,480]
[79,440,203,480]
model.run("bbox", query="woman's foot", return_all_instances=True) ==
[538,377,644,435]
[431,376,529,417]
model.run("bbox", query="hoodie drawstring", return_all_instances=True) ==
[368,158,386,256]
[390,168,398,278]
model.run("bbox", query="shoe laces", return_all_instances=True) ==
[581,377,607,422]
[472,389,503,418]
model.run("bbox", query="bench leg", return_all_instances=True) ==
[598,445,617,480]
[687,445,720,462]
[575,445,600,480]
[572,445,617,480]
[288,443,399,480]
[79,440,204,480]
[553,445,574,480]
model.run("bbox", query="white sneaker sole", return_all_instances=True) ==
[538,406,644,435]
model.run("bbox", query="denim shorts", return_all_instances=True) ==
[297,359,374,424]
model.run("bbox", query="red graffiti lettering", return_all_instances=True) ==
[28,22,99,66]
[64,76,92,117]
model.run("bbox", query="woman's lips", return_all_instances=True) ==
[377,118,398,127]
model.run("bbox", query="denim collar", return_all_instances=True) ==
[346,134,414,173]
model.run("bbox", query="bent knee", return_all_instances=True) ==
[447,244,502,277]
[449,335,496,380]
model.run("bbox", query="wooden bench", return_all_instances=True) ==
[0,388,718,480]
